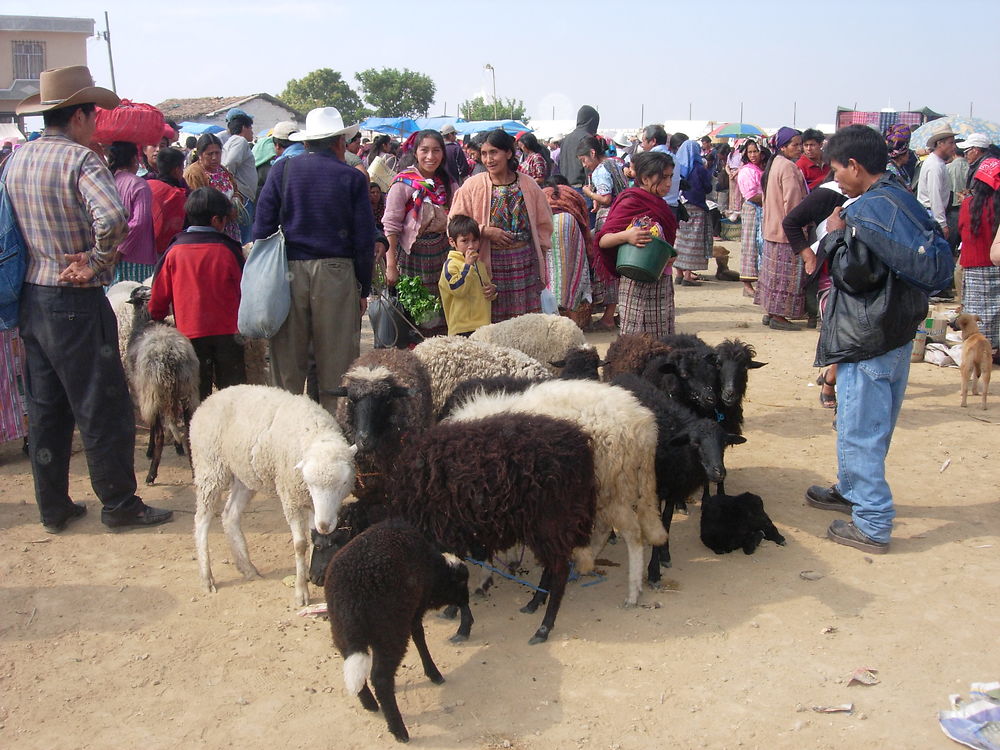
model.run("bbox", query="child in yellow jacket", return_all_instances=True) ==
[439,214,497,336]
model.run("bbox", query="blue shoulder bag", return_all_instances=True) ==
[0,157,28,331]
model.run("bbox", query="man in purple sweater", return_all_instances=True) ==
[252,107,375,415]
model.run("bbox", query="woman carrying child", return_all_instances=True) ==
[594,151,678,337]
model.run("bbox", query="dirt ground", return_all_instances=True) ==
[2,240,998,749]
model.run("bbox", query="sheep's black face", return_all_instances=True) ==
[718,359,746,406]
[678,354,720,409]
[345,385,411,453]
[691,423,730,485]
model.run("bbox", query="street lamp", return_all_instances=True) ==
[484,63,497,119]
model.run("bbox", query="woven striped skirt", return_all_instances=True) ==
[728,180,744,214]
[961,266,1000,348]
[548,213,592,310]
[618,273,675,337]
[491,241,543,323]
[0,328,28,444]
[754,240,805,318]
[401,231,450,336]
[673,205,712,272]
[739,201,761,281]
[113,261,156,285]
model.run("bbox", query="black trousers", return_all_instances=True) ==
[190,334,245,402]
[19,284,142,526]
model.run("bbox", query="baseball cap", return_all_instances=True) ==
[957,133,991,150]
[271,121,298,140]
[226,107,253,123]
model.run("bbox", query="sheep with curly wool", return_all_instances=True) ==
[447,379,665,607]
[191,385,357,606]
[602,334,674,382]
[469,313,587,373]
[124,286,200,485]
[326,519,470,744]
[413,336,552,419]
[611,374,745,579]
[336,412,597,645]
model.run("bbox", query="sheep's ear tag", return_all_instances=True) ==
[748,360,767,369]
[294,460,304,472]
[349,444,359,456]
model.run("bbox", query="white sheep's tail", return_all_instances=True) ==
[343,651,372,695]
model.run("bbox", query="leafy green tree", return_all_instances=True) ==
[280,68,368,123]
[459,95,529,123]
[355,68,436,118]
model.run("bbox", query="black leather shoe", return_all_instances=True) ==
[43,502,87,534]
[104,504,174,530]
[805,485,853,514]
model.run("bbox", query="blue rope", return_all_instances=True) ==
[463,557,607,593]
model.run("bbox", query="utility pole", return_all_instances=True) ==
[793,101,797,127]
[484,64,497,119]
[740,101,743,123]
[641,103,644,127]
[688,102,692,119]
[98,11,117,94]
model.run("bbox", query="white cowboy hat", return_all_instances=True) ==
[16,65,119,115]
[288,107,359,142]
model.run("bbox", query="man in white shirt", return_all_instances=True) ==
[221,107,257,242]
[916,126,956,239]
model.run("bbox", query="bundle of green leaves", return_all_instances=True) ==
[396,276,441,326]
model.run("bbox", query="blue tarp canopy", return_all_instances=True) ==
[177,121,225,135]
[453,120,532,136]
[359,117,420,136]
[414,116,465,131]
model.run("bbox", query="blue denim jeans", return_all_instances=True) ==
[835,342,912,542]
[238,197,256,245]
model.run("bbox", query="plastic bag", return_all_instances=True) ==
[540,287,558,315]
[237,229,290,339]
[368,289,420,349]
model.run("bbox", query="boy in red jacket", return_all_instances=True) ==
[149,187,246,400]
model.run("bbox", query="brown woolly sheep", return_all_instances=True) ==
[602,334,674,382]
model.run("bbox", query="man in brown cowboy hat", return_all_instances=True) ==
[5,65,174,532]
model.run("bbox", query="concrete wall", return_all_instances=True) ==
[0,30,90,86]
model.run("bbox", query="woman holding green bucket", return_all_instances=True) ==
[594,151,679,336]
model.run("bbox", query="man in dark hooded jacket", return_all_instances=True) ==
[559,105,599,187]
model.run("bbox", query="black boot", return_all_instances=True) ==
[715,257,740,281]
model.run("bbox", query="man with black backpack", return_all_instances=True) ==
[802,125,954,554]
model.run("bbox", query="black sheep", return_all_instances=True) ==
[611,374,745,581]
[549,345,605,380]
[700,491,785,555]
[323,413,597,645]
[713,339,766,436]
[657,333,720,413]
[325,519,470,744]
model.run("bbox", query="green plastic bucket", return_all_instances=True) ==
[616,236,677,283]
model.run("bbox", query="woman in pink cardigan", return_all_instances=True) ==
[450,129,552,322]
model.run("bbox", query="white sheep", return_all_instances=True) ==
[469,313,588,373]
[191,385,358,606]
[446,379,667,607]
[413,336,552,418]
[107,280,142,366]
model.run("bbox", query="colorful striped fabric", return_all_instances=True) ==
[618,275,675,337]
[754,240,806,318]
[490,241,542,322]
[547,213,591,310]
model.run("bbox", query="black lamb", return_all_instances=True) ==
[611,374,745,581]
[700,491,785,555]
[325,519,470,744]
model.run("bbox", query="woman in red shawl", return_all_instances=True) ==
[594,151,678,336]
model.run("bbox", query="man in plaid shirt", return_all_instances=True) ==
[7,66,173,532]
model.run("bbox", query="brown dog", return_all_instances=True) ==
[949,312,992,410]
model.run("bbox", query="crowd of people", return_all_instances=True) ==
[0,65,997,558]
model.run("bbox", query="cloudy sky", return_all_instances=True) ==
[9,0,1000,130]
